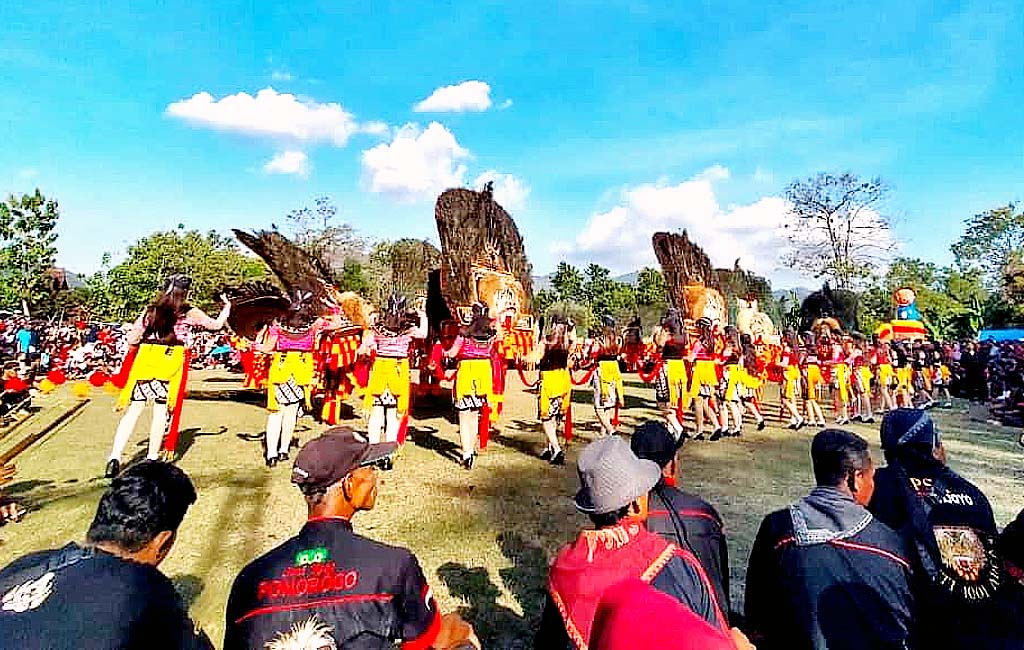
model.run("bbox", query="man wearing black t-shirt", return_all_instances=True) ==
[224,427,479,650]
[0,461,211,649]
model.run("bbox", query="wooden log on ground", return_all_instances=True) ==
[0,400,90,466]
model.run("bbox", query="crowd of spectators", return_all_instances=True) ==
[0,317,238,392]
[954,339,1024,428]
[0,413,1020,648]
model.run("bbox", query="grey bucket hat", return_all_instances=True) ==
[574,436,662,514]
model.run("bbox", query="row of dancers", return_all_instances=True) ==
[102,276,954,477]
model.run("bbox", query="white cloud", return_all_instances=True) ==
[753,166,774,185]
[16,168,38,180]
[263,151,309,177]
[413,80,493,113]
[270,70,293,82]
[561,166,794,278]
[498,99,513,110]
[361,122,470,202]
[473,171,530,213]
[166,87,364,146]
[360,120,389,136]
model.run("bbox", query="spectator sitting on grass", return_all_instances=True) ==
[533,435,732,650]
[224,427,480,650]
[0,461,211,649]
[745,428,914,650]
[0,365,30,417]
[868,408,1002,648]
[630,419,730,619]
[0,463,24,525]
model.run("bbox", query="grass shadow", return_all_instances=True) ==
[412,396,458,424]
[437,562,530,649]
[489,427,546,460]
[2,479,54,497]
[497,531,550,634]
[11,479,107,511]
[176,426,228,459]
[188,389,266,407]
[408,426,462,463]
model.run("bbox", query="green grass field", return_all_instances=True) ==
[1,372,1021,649]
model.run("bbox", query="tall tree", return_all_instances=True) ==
[0,190,60,316]
[583,264,636,323]
[87,228,268,321]
[634,267,667,306]
[783,172,895,290]
[286,196,366,277]
[550,262,584,305]
[951,202,1024,290]
[367,239,441,304]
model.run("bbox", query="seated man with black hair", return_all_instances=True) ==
[0,461,211,649]
[534,436,742,650]
[225,427,479,650]
[745,428,914,650]
[630,420,730,618]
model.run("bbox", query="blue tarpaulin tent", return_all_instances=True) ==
[977,329,1024,342]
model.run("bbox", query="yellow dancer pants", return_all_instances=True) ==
[539,368,572,419]
[364,357,411,413]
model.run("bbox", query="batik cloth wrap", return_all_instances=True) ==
[690,359,718,398]
[805,364,824,400]
[117,343,185,409]
[364,357,410,413]
[591,360,624,409]
[267,351,315,412]
[539,368,572,420]
[655,359,690,408]
[454,359,494,412]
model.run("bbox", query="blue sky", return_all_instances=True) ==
[1,0,1021,288]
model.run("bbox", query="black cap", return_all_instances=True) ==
[630,421,680,468]
[291,427,397,491]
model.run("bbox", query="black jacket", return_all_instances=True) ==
[645,483,730,618]
[0,543,212,650]
[224,518,439,650]
[745,490,914,650]
[869,462,1006,648]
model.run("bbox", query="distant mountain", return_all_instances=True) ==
[772,287,814,303]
